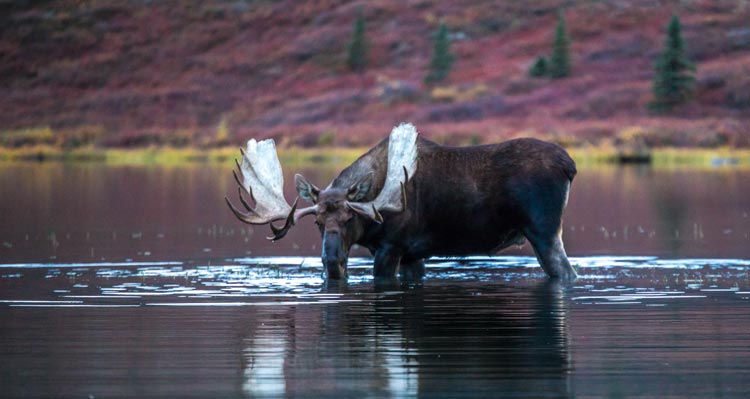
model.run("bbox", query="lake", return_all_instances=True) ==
[1,161,749,398]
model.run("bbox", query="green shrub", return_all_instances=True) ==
[548,10,570,79]
[650,16,696,112]
[528,56,548,77]
[347,9,368,72]
[424,23,455,84]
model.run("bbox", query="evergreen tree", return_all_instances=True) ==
[548,10,570,78]
[529,56,548,77]
[424,23,455,84]
[650,16,695,111]
[347,9,368,72]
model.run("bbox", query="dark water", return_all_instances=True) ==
[1,162,750,398]
[1,163,750,263]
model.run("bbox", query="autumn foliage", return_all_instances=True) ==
[2,1,750,148]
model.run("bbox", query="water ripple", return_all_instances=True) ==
[0,256,747,308]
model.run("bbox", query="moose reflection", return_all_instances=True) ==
[241,280,570,397]
[227,123,577,281]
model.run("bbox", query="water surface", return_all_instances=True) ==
[1,256,749,398]
[1,162,749,398]
[1,163,749,263]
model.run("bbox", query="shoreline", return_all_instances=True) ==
[0,145,367,167]
[1,145,750,169]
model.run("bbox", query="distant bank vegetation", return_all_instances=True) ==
[2,123,750,169]
[2,2,750,166]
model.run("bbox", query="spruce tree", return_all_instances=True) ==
[347,10,368,72]
[424,23,455,84]
[548,10,570,78]
[650,16,695,111]
[529,56,548,77]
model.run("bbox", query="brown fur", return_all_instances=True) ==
[297,136,578,281]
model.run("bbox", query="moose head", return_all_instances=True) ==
[225,124,418,279]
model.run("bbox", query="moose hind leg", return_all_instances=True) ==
[520,179,576,280]
[524,226,577,280]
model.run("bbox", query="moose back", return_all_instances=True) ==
[226,123,577,280]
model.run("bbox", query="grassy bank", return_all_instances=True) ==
[0,145,367,167]
[567,146,750,169]
[2,144,750,169]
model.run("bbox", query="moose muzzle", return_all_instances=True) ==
[322,231,348,279]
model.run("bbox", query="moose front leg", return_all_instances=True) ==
[399,256,425,280]
[373,246,402,279]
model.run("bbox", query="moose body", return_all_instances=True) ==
[227,124,577,281]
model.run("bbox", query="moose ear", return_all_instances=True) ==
[347,172,374,202]
[295,174,320,203]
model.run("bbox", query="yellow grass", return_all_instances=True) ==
[1,144,749,170]
[0,145,366,167]
[568,146,750,170]
[651,147,750,168]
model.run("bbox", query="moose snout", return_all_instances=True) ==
[322,231,348,279]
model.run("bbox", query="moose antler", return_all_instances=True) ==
[346,123,419,223]
[225,139,316,241]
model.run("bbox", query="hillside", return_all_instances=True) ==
[2,0,750,148]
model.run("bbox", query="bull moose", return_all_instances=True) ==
[226,123,577,280]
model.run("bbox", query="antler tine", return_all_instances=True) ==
[225,196,254,225]
[232,168,255,202]
[267,197,299,241]
[399,181,407,211]
[232,165,242,186]
[238,187,256,213]
[371,204,384,224]
[400,165,409,211]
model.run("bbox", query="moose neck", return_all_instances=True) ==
[329,138,389,197]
